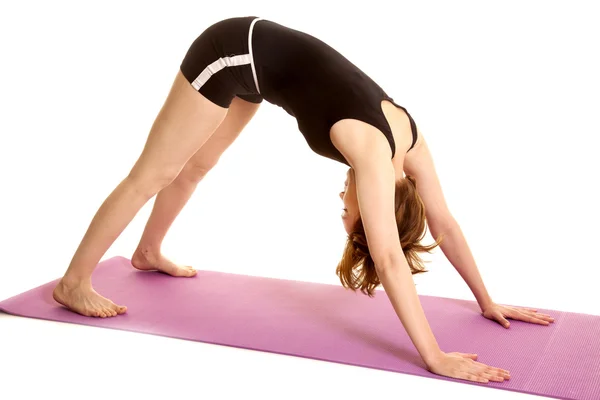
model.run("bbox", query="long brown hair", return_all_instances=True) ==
[336,175,442,297]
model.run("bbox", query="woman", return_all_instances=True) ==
[52,16,553,383]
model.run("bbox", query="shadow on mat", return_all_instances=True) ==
[259,281,427,369]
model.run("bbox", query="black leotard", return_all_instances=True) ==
[180,16,418,166]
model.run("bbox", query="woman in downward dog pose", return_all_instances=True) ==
[52,16,553,382]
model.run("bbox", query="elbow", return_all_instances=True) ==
[372,251,405,275]
[429,214,458,240]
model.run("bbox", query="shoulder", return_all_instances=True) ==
[330,119,394,167]
[403,127,431,175]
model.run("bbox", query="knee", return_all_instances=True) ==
[177,159,218,185]
[126,167,181,198]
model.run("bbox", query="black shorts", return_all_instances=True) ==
[180,16,264,108]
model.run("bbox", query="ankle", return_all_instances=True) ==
[59,274,92,289]
[134,245,161,261]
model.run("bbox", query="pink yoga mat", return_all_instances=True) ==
[1,256,598,399]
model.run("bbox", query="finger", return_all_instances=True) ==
[481,371,505,382]
[534,314,555,322]
[519,310,553,319]
[495,313,511,328]
[459,353,478,360]
[509,310,551,325]
[520,313,551,325]
[465,365,498,383]
[460,372,489,383]
[521,307,538,312]
[484,366,511,379]
[473,361,511,377]
[531,318,551,325]
[532,314,554,322]
[533,312,552,318]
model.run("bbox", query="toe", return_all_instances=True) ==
[173,266,193,277]
[104,301,118,316]
[117,305,127,314]
[110,304,121,315]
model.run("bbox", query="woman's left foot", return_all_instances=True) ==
[131,247,197,277]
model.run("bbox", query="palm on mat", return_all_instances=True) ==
[482,303,555,328]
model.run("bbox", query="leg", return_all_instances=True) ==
[130,96,261,276]
[53,70,229,317]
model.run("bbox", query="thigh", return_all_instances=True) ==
[181,95,261,175]
[129,70,229,183]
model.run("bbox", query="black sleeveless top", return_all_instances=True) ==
[251,19,418,165]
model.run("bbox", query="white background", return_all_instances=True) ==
[1,1,599,399]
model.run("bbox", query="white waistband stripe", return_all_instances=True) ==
[191,17,264,95]
[248,17,264,94]
[191,54,252,91]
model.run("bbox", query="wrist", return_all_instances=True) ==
[422,348,445,368]
[478,299,494,312]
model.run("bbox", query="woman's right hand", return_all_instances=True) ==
[426,351,511,383]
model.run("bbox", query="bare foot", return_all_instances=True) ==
[131,247,197,277]
[53,279,127,318]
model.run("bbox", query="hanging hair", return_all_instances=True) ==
[336,176,442,297]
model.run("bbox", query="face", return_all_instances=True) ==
[339,168,360,234]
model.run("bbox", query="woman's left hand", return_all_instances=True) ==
[482,303,555,328]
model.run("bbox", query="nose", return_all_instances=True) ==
[339,191,344,200]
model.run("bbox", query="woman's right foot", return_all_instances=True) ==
[131,247,197,277]
[52,278,127,318]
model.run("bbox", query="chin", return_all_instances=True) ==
[342,219,351,235]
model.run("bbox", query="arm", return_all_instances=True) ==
[331,125,442,366]
[331,124,510,382]
[404,133,554,328]
[403,134,493,311]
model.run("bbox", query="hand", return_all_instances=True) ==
[426,351,510,383]
[482,303,555,328]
